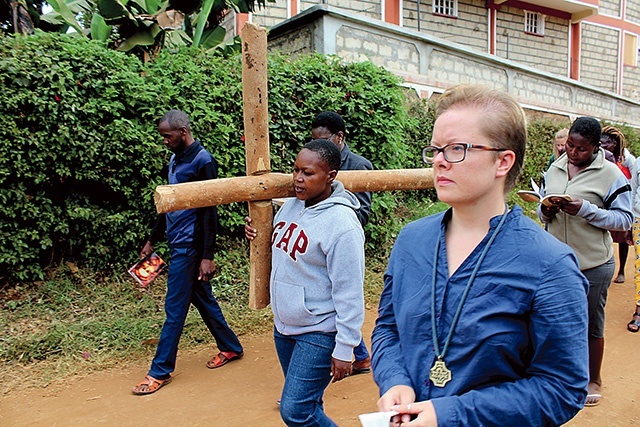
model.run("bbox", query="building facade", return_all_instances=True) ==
[223,0,640,126]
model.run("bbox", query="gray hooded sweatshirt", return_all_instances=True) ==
[270,180,365,362]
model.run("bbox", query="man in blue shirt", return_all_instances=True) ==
[132,110,243,395]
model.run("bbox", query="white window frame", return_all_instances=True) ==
[433,0,458,18]
[524,11,545,36]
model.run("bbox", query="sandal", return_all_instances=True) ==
[585,393,602,407]
[132,375,172,395]
[206,351,243,369]
[627,312,640,333]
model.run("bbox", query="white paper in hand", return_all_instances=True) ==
[358,411,398,427]
[530,178,540,195]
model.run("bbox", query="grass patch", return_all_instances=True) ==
[0,197,447,394]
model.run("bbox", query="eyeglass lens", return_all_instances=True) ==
[422,144,466,164]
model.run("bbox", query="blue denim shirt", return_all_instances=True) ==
[372,206,589,426]
[149,140,218,259]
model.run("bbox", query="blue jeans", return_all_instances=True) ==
[353,338,369,362]
[274,329,338,427]
[149,247,243,380]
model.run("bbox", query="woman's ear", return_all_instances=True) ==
[327,169,338,183]
[495,150,516,179]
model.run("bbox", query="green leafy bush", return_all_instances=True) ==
[0,32,164,283]
[0,32,431,284]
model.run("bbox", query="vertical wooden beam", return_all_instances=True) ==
[242,23,272,310]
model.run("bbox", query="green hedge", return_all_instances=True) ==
[4,32,639,285]
[0,32,430,284]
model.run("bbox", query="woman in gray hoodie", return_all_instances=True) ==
[245,139,365,427]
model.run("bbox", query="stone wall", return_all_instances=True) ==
[623,65,640,100]
[268,5,640,127]
[627,0,640,23]
[252,1,289,28]
[580,23,619,93]
[599,0,622,17]
[495,6,569,77]
[402,0,488,51]
[302,0,381,19]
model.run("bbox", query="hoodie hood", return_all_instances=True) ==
[305,180,360,215]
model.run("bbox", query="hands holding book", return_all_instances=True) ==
[517,178,582,215]
[540,198,583,218]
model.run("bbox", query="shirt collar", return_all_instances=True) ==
[174,140,202,164]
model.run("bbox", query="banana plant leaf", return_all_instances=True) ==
[44,0,90,35]
[90,13,112,42]
[199,26,225,50]
[98,0,136,24]
[192,0,217,47]
[116,23,161,51]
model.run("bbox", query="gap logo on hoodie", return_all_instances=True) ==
[272,221,308,261]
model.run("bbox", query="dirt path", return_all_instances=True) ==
[2,247,640,426]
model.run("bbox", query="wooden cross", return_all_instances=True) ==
[154,23,434,310]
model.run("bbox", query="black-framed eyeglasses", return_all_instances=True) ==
[422,143,508,164]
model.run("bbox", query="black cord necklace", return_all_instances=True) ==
[429,206,510,387]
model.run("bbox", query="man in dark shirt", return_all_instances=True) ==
[132,110,243,395]
[311,111,373,374]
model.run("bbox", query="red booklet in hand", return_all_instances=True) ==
[128,252,167,288]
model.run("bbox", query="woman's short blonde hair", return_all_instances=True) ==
[435,85,527,192]
[553,128,569,157]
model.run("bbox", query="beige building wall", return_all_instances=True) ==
[494,7,569,77]
[251,1,383,28]
[580,23,620,93]
[623,65,640,99]
[258,2,638,116]
[251,2,289,28]
[268,6,640,126]
[301,1,382,19]
[626,0,640,22]
[402,0,488,51]
[599,0,622,17]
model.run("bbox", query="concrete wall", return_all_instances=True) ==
[402,0,488,51]
[268,5,640,127]
[251,1,289,28]
[599,0,622,17]
[301,0,381,19]
[580,23,619,93]
[495,6,569,77]
[623,65,640,100]
[627,0,640,23]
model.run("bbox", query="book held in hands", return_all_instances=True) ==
[128,252,167,288]
[517,178,572,207]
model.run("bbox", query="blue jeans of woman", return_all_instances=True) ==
[274,328,338,427]
[148,246,243,380]
[353,339,369,362]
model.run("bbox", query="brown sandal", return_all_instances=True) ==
[206,351,243,369]
[132,375,172,395]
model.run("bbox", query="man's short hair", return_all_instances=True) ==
[159,109,191,131]
[311,112,346,135]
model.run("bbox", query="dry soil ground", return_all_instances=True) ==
[1,246,639,426]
